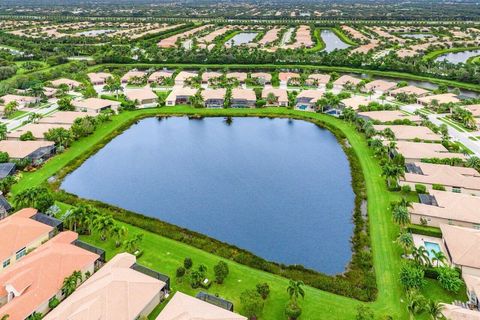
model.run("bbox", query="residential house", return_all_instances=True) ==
[165,87,197,106]
[147,70,173,84]
[295,90,323,111]
[156,292,246,320]
[340,96,371,110]
[50,78,82,89]
[230,88,256,108]
[72,98,121,114]
[201,71,223,85]
[124,88,158,107]
[87,72,113,86]
[278,72,300,87]
[410,190,480,228]
[174,71,197,86]
[0,140,56,161]
[250,72,272,85]
[464,104,480,117]
[417,93,461,107]
[306,74,331,88]
[262,88,288,107]
[120,70,147,84]
[0,208,53,273]
[38,111,95,126]
[440,224,480,277]
[0,231,100,320]
[44,253,169,320]
[201,89,226,108]
[0,94,40,109]
[357,110,422,124]
[389,85,430,98]
[332,75,361,90]
[373,125,442,142]
[7,123,71,141]
[400,162,480,195]
[363,80,397,95]
[226,72,248,84]
[392,141,466,163]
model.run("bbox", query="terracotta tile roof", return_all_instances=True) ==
[441,224,480,269]
[373,125,442,141]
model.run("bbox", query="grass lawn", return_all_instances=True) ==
[11,106,465,319]
[6,110,28,120]
[423,46,480,61]
[304,28,325,53]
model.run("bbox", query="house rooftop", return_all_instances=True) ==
[251,72,272,82]
[364,79,397,92]
[464,104,480,117]
[87,72,113,84]
[394,141,466,161]
[307,73,331,84]
[0,231,99,320]
[0,208,51,264]
[441,224,480,269]
[44,253,166,320]
[441,304,480,320]
[278,72,300,82]
[390,85,429,96]
[402,162,480,190]
[418,93,461,105]
[333,75,362,86]
[231,88,256,101]
[121,70,146,82]
[411,190,480,224]
[373,125,442,141]
[50,78,81,88]
[341,96,371,110]
[175,71,198,82]
[0,140,55,160]
[124,88,158,102]
[72,98,121,111]
[7,123,71,140]
[262,88,288,102]
[358,110,422,123]
[148,70,173,81]
[156,291,247,320]
[0,94,37,106]
[226,72,247,82]
[38,111,94,125]
[201,88,226,100]
[202,71,223,82]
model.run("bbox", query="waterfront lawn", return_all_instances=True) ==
[11,106,466,319]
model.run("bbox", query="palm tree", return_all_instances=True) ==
[406,290,425,320]
[111,224,128,247]
[28,113,42,124]
[382,164,404,188]
[14,186,44,209]
[287,280,305,302]
[1,315,9,320]
[62,274,78,297]
[466,156,480,171]
[398,197,413,209]
[397,231,414,256]
[431,250,447,267]
[73,270,83,284]
[392,205,410,226]
[93,214,115,241]
[104,76,123,98]
[4,101,18,118]
[26,312,42,320]
[412,246,431,267]
[426,300,444,320]
[124,233,144,254]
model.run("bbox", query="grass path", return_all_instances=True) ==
[12,106,463,319]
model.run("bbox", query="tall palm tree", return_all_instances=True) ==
[93,214,115,241]
[431,251,447,267]
[0,124,7,141]
[466,156,480,171]
[14,186,44,209]
[398,197,413,209]
[111,224,128,247]
[1,315,9,320]
[26,312,42,320]
[392,205,410,226]
[62,274,78,297]
[412,246,431,267]
[397,231,414,256]
[287,280,305,302]
[426,300,444,320]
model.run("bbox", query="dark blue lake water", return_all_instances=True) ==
[61,117,355,274]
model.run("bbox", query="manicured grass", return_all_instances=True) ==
[6,110,28,119]
[331,27,357,46]
[11,106,466,319]
[469,55,480,65]
[423,46,480,61]
[304,28,325,53]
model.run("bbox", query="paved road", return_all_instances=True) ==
[401,104,480,157]
[2,102,58,131]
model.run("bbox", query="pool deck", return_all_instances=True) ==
[412,233,450,264]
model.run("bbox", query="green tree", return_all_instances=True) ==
[62,273,79,297]
[93,214,115,241]
[397,231,414,256]
[110,224,128,247]
[19,131,35,141]
[0,124,8,140]
[425,300,444,320]
[123,233,144,254]
[285,300,302,320]
[240,289,264,320]
[58,96,74,111]
[355,305,375,320]
[256,282,270,300]
[44,127,74,148]
[392,204,410,226]
[405,289,425,320]
[184,257,193,270]
[104,76,123,98]
[14,186,50,210]
[287,280,305,302]
[4,101,18,118]
[213,261,229,284]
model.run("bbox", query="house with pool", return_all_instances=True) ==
[295,89,323,111]
[410,190,480,228]
[202,88,226,108]
[400,162,480,196]
[230,88,256,108]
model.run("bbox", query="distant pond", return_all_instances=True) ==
[320,29,350,52]
[225,32,257,46]
[435,49,480,64]
[61,117,355,274]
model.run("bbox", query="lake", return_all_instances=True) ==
[400,33,433,39]
[61,117,355,274]
[435,49,480,64]
[225,32,258,46]
[321,29,350,52]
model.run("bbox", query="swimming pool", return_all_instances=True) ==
[424,241,441,259]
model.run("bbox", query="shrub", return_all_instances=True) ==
[438,267,463,293]
[285,300,302,320]
[19,131,35,141]
[356,305,375,320]
[401,185,411,193]
[432,184,446,191]
[256,282,270,300]
[0,152,9,163]
[400,264,425,290]
[176,266,186,278]
[415,184,427,194]
[48,297,60,309]
[213,261,229,284]
[184,257,193,270]
[240,289,264,320]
